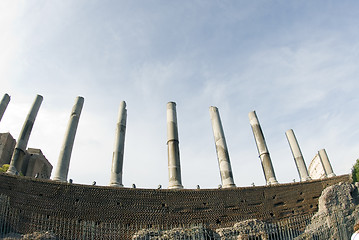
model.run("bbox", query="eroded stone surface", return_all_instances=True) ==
[298,182,359,239]
[2,231,56,240]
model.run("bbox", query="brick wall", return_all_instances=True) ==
[0,173,350,233]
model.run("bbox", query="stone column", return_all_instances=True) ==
[248,111,278,185]
[7,94,43,175]
[285,129,311,181]
[167,102,183,189]
[0,93,10,122]
[109,101,127,187]
[209,106,236,188]
[53,96,84,182]
[318,149,336,178]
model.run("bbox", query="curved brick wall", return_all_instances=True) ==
[0,173,349,231]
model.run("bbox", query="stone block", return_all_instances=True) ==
[0,133,16,166]
[24,148,53,179]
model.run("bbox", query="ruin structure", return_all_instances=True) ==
[0,173,350,239]
[7,95,43,175]
[53,96,84,182]
[24,148,52,179]
[249,111,279,185]
[209,106,236,188]
[318,148,336,177]
[167,102,183,189]
[0,133,16,166]
[109,101,127,187]
[285,129,311,181]
[0,133,52,179]
[308,149,336,180]
[0,93,347,239]
[0,93,10,122]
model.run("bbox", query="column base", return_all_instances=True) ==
[52,176,67,183]
[301,176,312,181]
[168,183,183,189]
[222,183,236,188]
[267,178,279,185]
[6,166,18,175]
[109,182,124,187]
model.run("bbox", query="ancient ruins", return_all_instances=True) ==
[0,93,350,239]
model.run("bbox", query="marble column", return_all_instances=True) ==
[0,93,10,122]
[209,106,236,188]
[285,129,311,181]
[109,101,127,187]
[248,111,278,185]
[53,96,84,182]
[318,149,336,178]
[167,102,183,189]
[7,94,43,175]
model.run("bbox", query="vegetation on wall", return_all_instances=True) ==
[0,164,9,173]
[0,164,23,176]
[352,159,359,182]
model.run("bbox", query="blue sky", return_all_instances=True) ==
[1,1,359,188]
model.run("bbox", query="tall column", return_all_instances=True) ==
[109,101,127,187]
[248,111,278,185]
[53,96,84,182]
[318,149,336,178]
[7,94,43,175]
[0,93,10,122]
[285,129,311,181]
[209,106,236,188]
[167,102,183,189]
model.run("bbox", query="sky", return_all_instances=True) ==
[0,1,359,189]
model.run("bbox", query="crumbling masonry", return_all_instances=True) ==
[0,93,345,239]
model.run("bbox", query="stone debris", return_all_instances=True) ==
[132,225,217,240]
[2,231,56,240]
[132,182,359,239]
[295,182,359,239]
[216,219,278,239]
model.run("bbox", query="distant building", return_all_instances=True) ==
[23,148,52,179]
[0,133,16,166]
[0,132,52,179]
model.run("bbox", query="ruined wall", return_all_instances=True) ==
[0,133,16,166]
[0,133,52,179]
[22,148,53,179]
[0,173,349,236]
[309,153,327,180]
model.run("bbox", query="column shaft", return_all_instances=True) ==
[209,106,235,188]
[285,129,311,181]
[7,94,43,175]
[53,96,84,182]
[110,101,127,187]
[0,93,10,122]
[167,102,183,189]
[248,111,278,185]
[318,149,336,177]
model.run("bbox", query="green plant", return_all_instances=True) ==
[352,159,359,182]
[0,164,10,173]
[0,164,24,176]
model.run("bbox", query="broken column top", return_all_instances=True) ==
[71,96,84,115]
[248,111,260,125]
[1,93,10,103]
[0,93,11,123]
